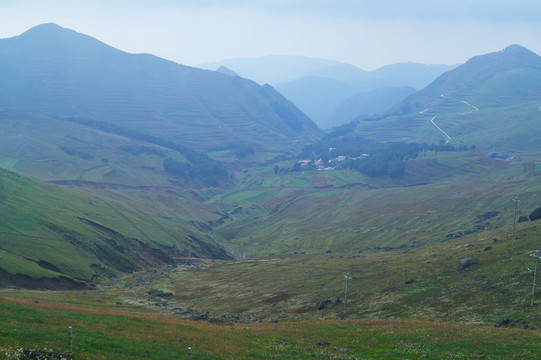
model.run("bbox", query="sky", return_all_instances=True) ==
[1,0,540,70]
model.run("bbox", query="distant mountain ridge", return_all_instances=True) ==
[201,55,456,128]
[345,44,541,151]
[0,23,322,153]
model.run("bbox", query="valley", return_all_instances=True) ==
[0,24,540,359]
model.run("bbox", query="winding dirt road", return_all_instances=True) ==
[419,94,479,144]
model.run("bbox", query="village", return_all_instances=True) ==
[297,147,369,171]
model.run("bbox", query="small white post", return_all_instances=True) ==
[531,251,540,307]
[512,197,520,237]
[344,273,352,312]
[68,326,73,355]
[188,347,192,360]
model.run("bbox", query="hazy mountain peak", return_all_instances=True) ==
[501,44,536,55]
[215,66,239,77]
[18,22,89,43]
[465,43,541,67]
[21,22,64,33]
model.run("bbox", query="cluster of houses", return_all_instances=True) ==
[298,148,369,171]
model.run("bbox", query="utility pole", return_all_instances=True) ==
[512,197,520,237]
[531,250,540,307]
[344,273,352,312]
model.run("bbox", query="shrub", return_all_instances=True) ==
[529,207,541,221]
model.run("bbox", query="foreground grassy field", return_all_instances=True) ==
[0,296,539,359]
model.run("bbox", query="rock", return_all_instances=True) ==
[331,346,349,352]
[158,292,173,298]
[495,318,513,328]
[22,349,69,360]
[517,318,529,329]
[405,278,417,284]
[189,311,210,321]
[325,249,332,254]
[317,341,330,347]
[316,298,342,310]
[208,317,225,323]
[148,289,165,296]
[457,257,478,271]
[148,289,173,297]
[484,246,492,251]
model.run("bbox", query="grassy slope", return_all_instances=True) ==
[35,220,536,329]
[0,168,228,287]
[0,111,178,186]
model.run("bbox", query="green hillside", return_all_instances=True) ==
[349,45,541,152]
[205,150,540,257]
[0,167,230,289]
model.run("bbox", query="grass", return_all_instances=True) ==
[0,157,19,170]
[0,296,539,359]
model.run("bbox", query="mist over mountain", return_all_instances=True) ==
[332,86,417,126]
[200,55,356,85]
[0,24,321,153]
[201,55,455,128]
[340,45,541,151]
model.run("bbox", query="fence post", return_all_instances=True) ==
[188,347,192,360]
[68,326,73,356]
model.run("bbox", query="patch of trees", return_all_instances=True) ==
[348,152,405,178]
[163,157,227,187]
[211,143,255,158]
[59,146,93,160]
[530,207,541,221]
[119,144,167,157]
[65,117,231,187]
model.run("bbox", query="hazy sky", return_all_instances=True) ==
[1,0,540,70]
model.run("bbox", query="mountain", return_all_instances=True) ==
[0,24,322,154]
[201,55,455,128]
[347,45,541,151]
